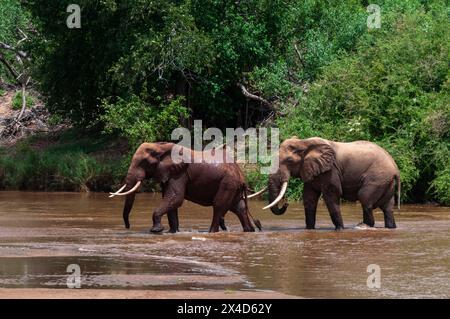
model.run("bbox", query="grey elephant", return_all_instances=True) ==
[252,137,400,229]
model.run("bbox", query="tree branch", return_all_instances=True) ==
[237,83,275,111]
[0,53,20,84]
[16,28,28,46]
[293,43,305,68]
[0,42,28,59]
[17,83,27,121]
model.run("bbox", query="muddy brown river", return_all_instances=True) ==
[0,191,449,298]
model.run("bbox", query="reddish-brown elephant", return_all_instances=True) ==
[253,137,400,230]
[109,142,257,233]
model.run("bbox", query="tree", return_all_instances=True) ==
[0,0,33,137]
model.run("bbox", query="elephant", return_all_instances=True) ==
[254,137,400,230]
[109,142,258,233]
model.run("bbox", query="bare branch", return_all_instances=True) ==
[17,83,27,121]
[0,42,28,59]
[0,42,15,51]
[293,43,305,68]
[237,83,275,111]
[16,28,29,45]
[0,53,20,84]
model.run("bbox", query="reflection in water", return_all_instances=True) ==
[0,191,449,298]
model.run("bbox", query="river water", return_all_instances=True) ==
[0,191,449,298]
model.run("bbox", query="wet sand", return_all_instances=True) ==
[0,191,449,298]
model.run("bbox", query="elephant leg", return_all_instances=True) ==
[219,216,227,231]
[303,185,321,229]
[362,205,375,227]
[151,178,186,233]
[376,181,397,229]
[322,186,344,230]
[210,182,239,233]
[380,197,397,229]
[167,209,179,233]
[163,183,180,233]
[358,183,386,228]
[231,199,255,232]
[210,207,227,233]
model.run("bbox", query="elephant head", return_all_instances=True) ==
[109,142,189,229]
[265,137,336,215]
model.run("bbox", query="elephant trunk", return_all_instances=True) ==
[267,167,290,215]
[121,167,145,229]
[123,192,136,229]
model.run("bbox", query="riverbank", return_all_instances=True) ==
[0,129,131,192]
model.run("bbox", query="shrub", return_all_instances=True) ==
[101,95,189,148]
[431,166,450,205]
[12,91,34,110]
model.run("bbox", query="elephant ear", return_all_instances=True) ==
[149,144,188,183]
[300,144,336,182]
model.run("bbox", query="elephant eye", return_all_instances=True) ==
[285,157,294,163]
[148,150,160,158]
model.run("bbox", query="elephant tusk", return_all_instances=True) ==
[108,184,127,198]
[109,181,141,197]
[247,187,268,199]
[263,182,288,210]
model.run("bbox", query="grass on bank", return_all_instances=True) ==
[0,129,129,192]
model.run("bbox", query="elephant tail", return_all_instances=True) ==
[395,174,401,210]
[242,185,262,231]
[242,185,249,213]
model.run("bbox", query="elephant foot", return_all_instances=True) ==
[335,225,344,231]
[167,228,178,234]
[219,219,227,231]
[243,227,255,232]
[253,219,262,231]
[305,225,315,230]
[385,222,397,229]
[362,220,375,227]
[150,224,165,233]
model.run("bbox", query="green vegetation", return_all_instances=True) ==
[24,0,368,129]
[0,0,30,83]
[12,91,34,110]
[101,95,189,148]
[0,0,448,204]
[0,129,132,191]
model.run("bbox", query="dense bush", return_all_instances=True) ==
[101,95,189,148]
[24,0,369,128]
[24,0,212,127]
